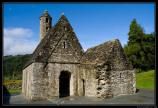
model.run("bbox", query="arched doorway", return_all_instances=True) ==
[59,71,71,97]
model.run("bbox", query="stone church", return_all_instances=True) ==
[22,10,136,100]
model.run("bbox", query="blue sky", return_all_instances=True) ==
[3,3,155,56]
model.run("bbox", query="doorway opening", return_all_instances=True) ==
[59,71,71,97]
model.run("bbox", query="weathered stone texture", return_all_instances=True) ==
[22,63,33,100]
[78,64,97,97]
[46,63,79,97]
[40,10,52,40]
[22,11,136,101]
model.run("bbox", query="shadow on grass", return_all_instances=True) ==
[3,85,11,105]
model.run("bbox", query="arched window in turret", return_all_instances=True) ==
[46,18,48,23]
[46,27,49,32]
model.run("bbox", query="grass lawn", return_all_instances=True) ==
[136,70,155,90]
[3,80,22,94]
[8,89,21,94]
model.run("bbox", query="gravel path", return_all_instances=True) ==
[3,89,155,105]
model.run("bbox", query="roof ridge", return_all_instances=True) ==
[86,39,119,52]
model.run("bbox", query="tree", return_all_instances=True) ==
[128,18,144,45]
[124,19,155,72]
[141,33,155,70]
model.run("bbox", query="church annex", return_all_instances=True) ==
[22,10,136,100]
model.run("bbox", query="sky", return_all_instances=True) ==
[3,3,155,56]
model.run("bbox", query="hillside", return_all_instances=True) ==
[3,54,32,80]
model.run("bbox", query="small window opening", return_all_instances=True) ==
[120,73,122,78]
[63,42,66,49]
[46,18,48,23]
[46,27,49,32]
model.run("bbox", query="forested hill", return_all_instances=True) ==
[3,54,32,80]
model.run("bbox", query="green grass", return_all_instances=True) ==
[3,80,22,94]
[136,70,155,90]
[8,89,21,94]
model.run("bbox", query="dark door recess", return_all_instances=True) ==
[59,71,71,97]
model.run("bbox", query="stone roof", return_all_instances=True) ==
[81,39,133,70]
[81,39,117,65]
[23,15,84,69]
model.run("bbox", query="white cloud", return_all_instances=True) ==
[3,27,38,56]
[4,28,33,38]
